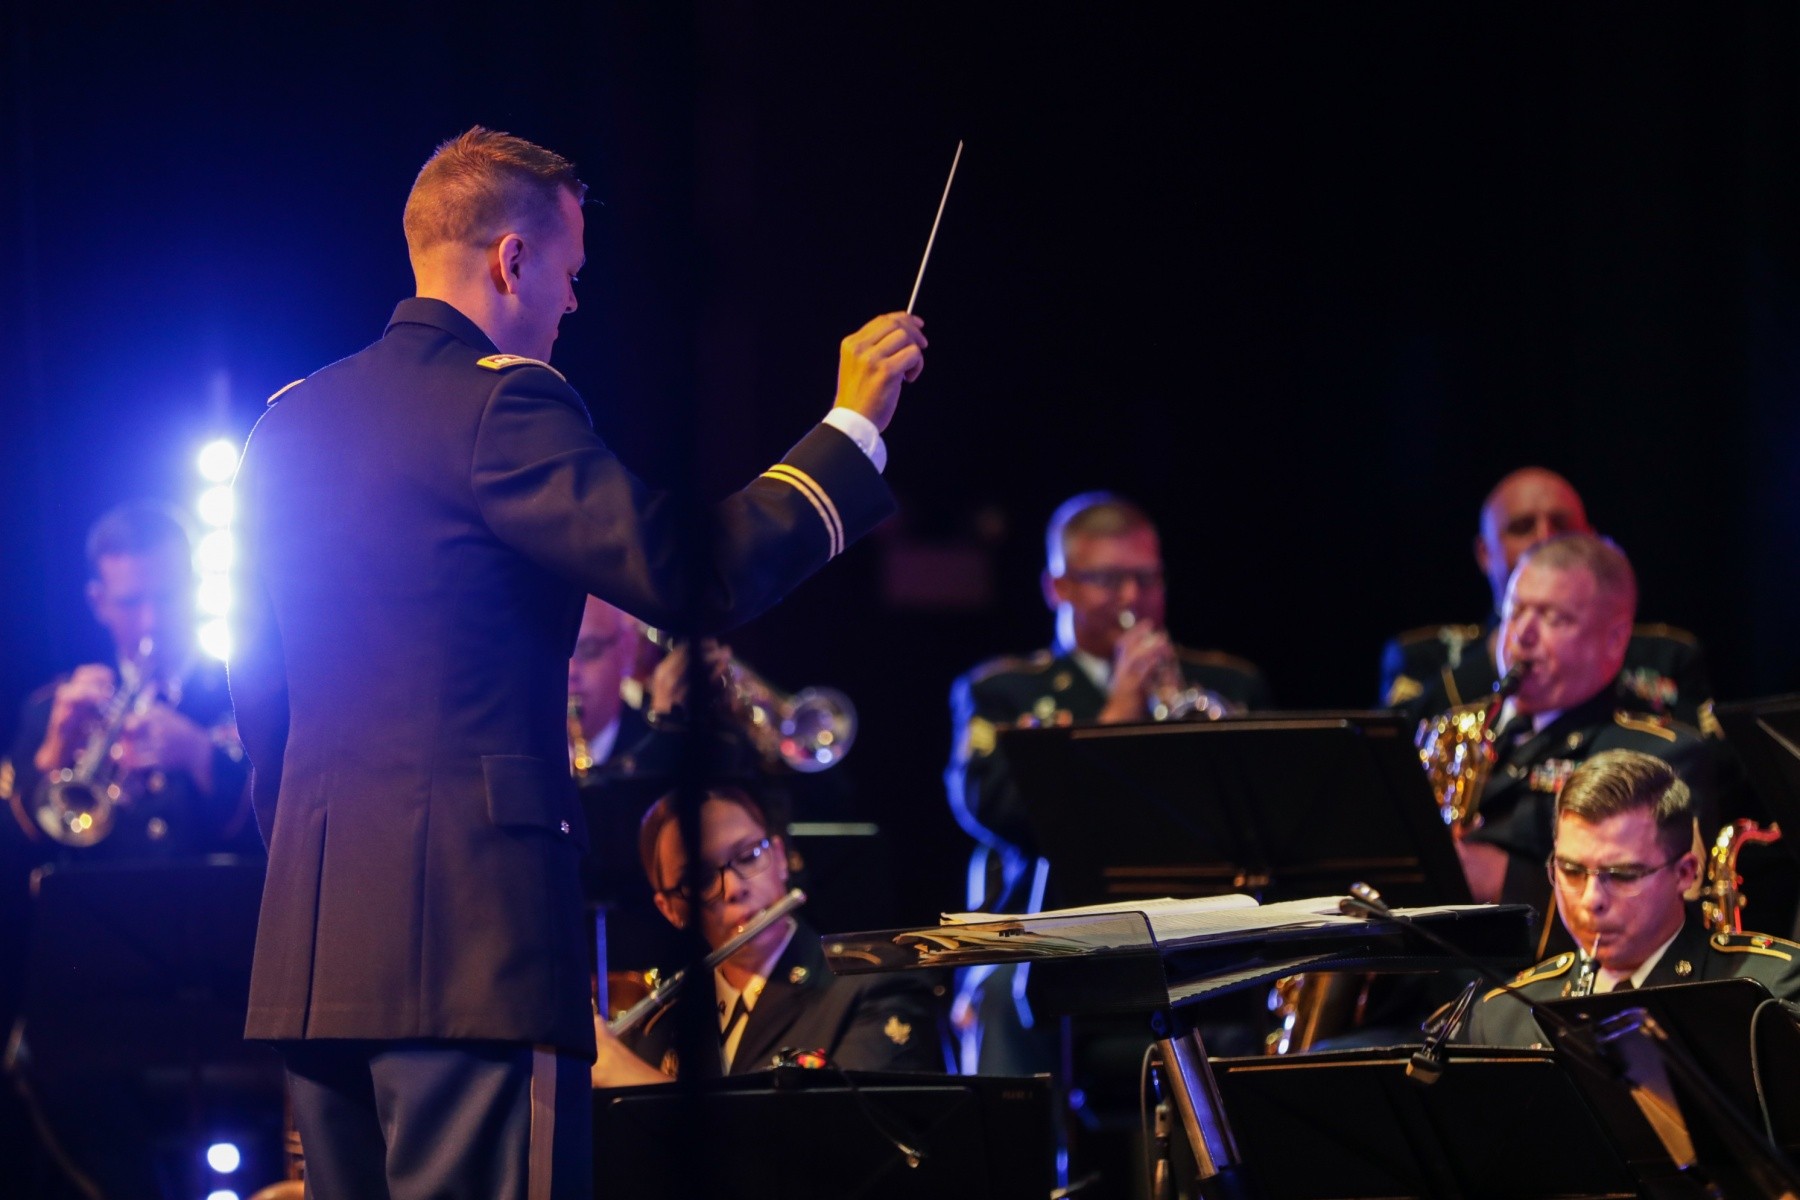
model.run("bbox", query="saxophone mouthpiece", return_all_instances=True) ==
[1497,663,1528,697]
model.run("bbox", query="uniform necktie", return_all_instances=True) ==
[720,993,750,1071]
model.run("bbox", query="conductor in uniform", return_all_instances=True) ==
[1467,749,1800,1046]
[229,126,926,1197]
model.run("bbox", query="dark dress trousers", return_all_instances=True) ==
[229,298,894,1063]
[1465,919,1800,1046]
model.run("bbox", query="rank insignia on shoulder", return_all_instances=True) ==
[1528,758,1578,795]
[267,378,305,405]
[1612,711,1677,743]
[1386,675,1424,707]
[788,965,809,985]
[964,717,997,758]
[476,353,567,382]
[884,1015,913,1046]
[1675,960,1692,977]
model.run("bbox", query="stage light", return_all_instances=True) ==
[205,1191,239,1200]
[196,529,234,575]
[197,484,234,528]
[198,576,232,617]
[199,617,232,662]
[206,1142,242,1173]
[198,439,240,483]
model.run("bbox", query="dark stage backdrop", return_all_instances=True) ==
[5,4,1800,926]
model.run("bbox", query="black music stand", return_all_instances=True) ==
[15,857,271,1076]
[1211,1045,1639,1199]
[998,711,1470,910]
[592,1069,1054,1200]
[10,858,286,1198]
[1715,695,1800,868]
[826,898,1537,1192]
[1542,978,1800,1195]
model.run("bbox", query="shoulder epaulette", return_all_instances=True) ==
[476,353,568,384]
[1632,623,1700,646]
[966,650,1057,686]
[1175,647,1262,677]
[266,378,305,406]
[1710,931,1799,961]
[1612,711,1678,743]
[1482,952,1574,1003]
[1392,622,1482,647]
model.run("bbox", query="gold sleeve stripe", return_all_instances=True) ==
[762,465,843,558]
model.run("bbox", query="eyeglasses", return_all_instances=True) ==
[1546,855,1679,898]
[1063,567,1165,593]
[660,837,777,905]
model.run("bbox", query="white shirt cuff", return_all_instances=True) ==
[823,408,888,474]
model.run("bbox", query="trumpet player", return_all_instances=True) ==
[945,491,1269,1073]
[1465,750,1800,1047]
[1448,535,1710,945]
[3,500,251,861]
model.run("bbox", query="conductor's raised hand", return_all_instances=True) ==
[833,313,927,433]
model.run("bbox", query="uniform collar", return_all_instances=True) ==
[385,297,499,355]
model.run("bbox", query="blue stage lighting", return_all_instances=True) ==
[205,1142,242,1173]
[198,439,240,484]
[196,529,234,575]
[198,484,234,528]
[199,618,232,662]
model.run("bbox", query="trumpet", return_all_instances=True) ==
[34,640,159,847]
[640,627,857,773]
[1118,610,1242,722]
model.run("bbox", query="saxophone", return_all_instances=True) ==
[1416,664,1526,833]
[1702,819,1782,934]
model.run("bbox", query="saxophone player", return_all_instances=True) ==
[1449,535,1712,958]
[1380,467,1716,733]
[1466,749,1800,1046]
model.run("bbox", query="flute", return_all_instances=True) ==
[608,888,807,1037]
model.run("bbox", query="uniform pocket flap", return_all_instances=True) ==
[481,754,587,851]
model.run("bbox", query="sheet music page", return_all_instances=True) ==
[941,894,1481,946]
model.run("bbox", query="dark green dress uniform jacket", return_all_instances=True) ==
[229,298,893,1058]
[946,645,1270,912]
[1461,689,1713,957]
[1465,919,1800,1047]
[620,921,943,1077]
[1381,619,1717,735]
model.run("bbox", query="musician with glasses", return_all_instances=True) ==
[946,491,1269,1074]
[1466,749,1800,1046]
[1452,534,1712,943]
[590,786,941,1085]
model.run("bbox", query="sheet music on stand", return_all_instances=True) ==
[826,893,1533,1017]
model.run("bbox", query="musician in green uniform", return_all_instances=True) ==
[1380,467,1715,733]
[1466,749,1800,1046]
[1454,535,1713,958]
[945,491,1270,1073]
